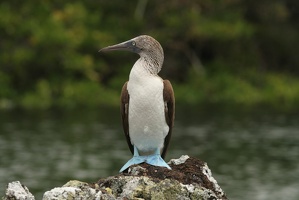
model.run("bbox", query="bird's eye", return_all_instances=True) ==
[132,41,136,46]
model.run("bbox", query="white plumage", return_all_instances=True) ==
[127,59,169,155]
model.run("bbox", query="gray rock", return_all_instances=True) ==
[2,156,228,200]
[42,180,105,200]
[98,175,218,200]
[169,154,190,165]
[2,181,35,200]
[94,155,227,199]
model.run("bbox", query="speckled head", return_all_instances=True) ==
[99,35,164,73]
[131,35,164,59]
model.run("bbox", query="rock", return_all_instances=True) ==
[93,155,227,200]
[42,180,107,200]
[169,154,190,165]
[2,181,35,200]
[3,156,228,200]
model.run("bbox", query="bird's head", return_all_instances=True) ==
[99,35,164,73]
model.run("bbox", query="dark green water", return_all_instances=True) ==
[0,106,298,199]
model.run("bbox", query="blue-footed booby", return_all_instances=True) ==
[99,35,175,172]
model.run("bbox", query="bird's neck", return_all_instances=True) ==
[136,53,163,74]
[128,58,158,82]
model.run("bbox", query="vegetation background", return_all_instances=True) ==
[1,0,299,110]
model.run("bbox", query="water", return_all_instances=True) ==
[0,106,298,199]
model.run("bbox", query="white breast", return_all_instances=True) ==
[127,60,169,155]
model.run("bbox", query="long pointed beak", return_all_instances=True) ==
[99,41,132,52]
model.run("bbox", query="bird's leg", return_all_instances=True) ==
[133,145,140,156]
[119,146,144,172]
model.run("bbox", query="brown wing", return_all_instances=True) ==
[161,80,175,158]
[120,81,134,154]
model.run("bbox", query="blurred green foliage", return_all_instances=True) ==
[0,0,299,110]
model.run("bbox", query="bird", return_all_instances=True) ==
[99,35,175,172]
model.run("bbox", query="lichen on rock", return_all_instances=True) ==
[2,181,35,200]
[42,180,100,200]
[93,155,227,199]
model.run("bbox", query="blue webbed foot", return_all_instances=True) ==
[119,147,171,172]
[119,146,143,172]
[146,149,171,169]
